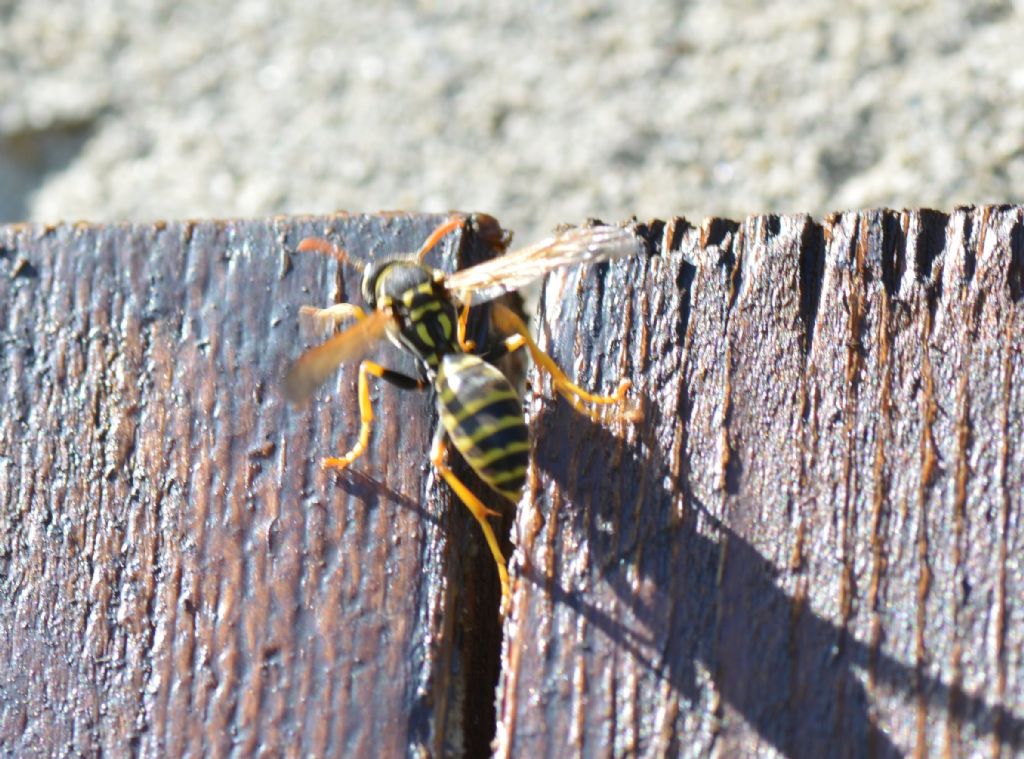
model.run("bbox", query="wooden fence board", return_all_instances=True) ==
[3,207,1023,758]
[0,213,505,757]
[498,208,1024,759]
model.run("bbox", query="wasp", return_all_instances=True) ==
[285,216,640,612]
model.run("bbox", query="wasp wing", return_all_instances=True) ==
[284,309,390,403]
[445,225,642,305]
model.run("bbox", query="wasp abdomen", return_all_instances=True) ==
[435,354,528,502]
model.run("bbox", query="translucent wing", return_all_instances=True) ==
[445,225,642,305]
[284,309,391,403]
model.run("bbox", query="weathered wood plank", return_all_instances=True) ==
[498,208,1024,758]
[0,213,506,757]
[5,207,1023,758]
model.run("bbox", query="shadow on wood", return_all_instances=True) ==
[499,207,1024,758]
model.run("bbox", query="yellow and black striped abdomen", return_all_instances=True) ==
[435,354,528,501]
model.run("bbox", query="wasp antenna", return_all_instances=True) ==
[296,237,364,271]
[415,216,466,263]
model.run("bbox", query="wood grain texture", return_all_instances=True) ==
[4,207,1023,758]
[0,213,508,757]
[498,208,1024,758]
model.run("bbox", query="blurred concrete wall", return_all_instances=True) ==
[2,1,1023,240]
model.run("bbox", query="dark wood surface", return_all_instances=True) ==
[498,208,1024,758]
[2,208,1023,758]
[0,214,507,757]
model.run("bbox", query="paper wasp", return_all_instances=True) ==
[285,216,640,612]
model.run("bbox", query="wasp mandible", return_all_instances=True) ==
[285,216,641,612]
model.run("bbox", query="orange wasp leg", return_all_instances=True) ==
[493,303,631,422]
[322,359,387,471]
[430,435,511,614]
[300,303,367,328]
[321,359,426,471]
[456,299,476,352]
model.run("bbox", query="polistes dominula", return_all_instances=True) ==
[285,216,640,612]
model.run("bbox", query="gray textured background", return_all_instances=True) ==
[2,1,1023,242]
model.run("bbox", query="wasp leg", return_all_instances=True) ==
[491,302,630,420]
[322,361,427,470]
[456,300,477,352]
[300,302,367,329]
[415,216,466,263]
[430,432,511,613]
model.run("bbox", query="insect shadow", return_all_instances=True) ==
[526,389,1023,758]
[324,465,444,531]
